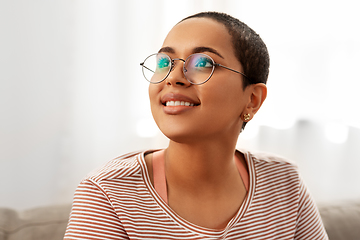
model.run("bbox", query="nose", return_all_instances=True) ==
[165,59,191,87]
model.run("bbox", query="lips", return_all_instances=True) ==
[160,93,200,114]
[161,93,200,107]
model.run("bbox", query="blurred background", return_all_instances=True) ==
[0,0,359,210]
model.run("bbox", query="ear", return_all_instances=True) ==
[242,83,267,120]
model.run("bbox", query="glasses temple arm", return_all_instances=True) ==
[140,62,155,73]
[215,63,249,79]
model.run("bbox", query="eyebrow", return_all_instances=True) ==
[193,47,224,59]
[158,46,224,59]
[158,47,175,54]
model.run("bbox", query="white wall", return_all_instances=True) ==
[0,0,359,210]
[0,0,76,208]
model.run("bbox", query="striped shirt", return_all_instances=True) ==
[64,150,328,239]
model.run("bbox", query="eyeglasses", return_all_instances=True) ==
[140,53,248,85]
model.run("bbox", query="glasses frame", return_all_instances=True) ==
[140,53,249,85]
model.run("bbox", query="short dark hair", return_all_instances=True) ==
[181,12,269,130]
[180,11,270,88]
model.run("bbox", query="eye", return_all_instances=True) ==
[157,57,170,69]
[194,57,213,68]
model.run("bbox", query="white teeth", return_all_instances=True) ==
[166,101,175,106]
[165,101,194,106]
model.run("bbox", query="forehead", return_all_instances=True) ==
[162,18,235,59]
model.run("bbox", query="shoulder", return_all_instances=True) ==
[243,149,298,169]
[83,150,146,183]
[240,149,300,180]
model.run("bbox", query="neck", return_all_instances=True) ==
[165,137,239,189]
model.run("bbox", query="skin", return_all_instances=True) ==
[145,17,267,229]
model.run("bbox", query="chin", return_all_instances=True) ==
[160,128,200,144]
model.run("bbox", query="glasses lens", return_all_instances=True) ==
[142,53,171,83]
[184,54,215,84]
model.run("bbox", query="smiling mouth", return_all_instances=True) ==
[160,93,200,108]
[164,101,197,107]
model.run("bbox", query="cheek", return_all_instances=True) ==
[148,84,160,105]
[148,84,154,99]
[201,79,244,114]
[148,84,164,124]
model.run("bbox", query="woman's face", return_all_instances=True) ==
[149,17,251,143]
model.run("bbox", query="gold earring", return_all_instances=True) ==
[244,113,251,121]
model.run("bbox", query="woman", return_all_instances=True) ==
[64,12,328,239]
